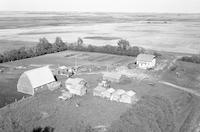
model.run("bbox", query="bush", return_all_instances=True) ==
[179,55,200,64]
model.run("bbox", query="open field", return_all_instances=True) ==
[162,60,200,91]
[1,12,200,53]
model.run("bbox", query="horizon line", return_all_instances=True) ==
[0,10,200,14]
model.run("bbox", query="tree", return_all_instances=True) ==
[54,37,66,51]
[0,53,4,63]
[117,39,130,50]
[77,37,83,46]
[17,47,29,59]
[36,37,53,55]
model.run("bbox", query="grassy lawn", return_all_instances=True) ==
[162,60,200,90]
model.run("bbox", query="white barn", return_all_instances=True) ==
[17,66,55,95]
[136,54,156,69]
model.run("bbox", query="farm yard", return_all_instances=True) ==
[0,50,199,132]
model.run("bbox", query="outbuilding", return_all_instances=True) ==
[120,90,137,104]
[110,89,126,102]
[93,86,106,97]
[102,88,115,99]
[65,78,87,96]
[136,54,156,69]
[17,66,55,95]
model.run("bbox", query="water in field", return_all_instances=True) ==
[0,12,200,54]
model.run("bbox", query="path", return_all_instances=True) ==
[159,81,200,97]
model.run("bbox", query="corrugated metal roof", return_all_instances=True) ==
[136,54,155,62]
[23,66,55,88]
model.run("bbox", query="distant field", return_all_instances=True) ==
[84,36,121,40]
[0,39,36,53]
[1,12,200,53]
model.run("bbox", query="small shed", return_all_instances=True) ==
[136,54,156,69]
[65,78,87,96]
[98,80,110,88]
[17,66,55,95]
[102,88,115,99]
[93,86,106,97]
[110,89,126,102]
[120,90,137,104]
[103,72,122,83]
[47,81,61,91]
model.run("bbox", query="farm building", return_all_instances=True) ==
[102,88,115,99]
[120,90,137,104]
[47,81,61,91]
[110,89,126,102]
[17,66,55,95]
[93,86,106,97]
[65,78,87,96]
[98,80,110,88]
[103,72,122,82]
[136,54,156,69]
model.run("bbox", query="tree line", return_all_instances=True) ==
[179,55,200,64]
[0,37,144,63]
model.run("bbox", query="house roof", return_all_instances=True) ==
[113,89,126,96]
[106,88,115,93]
[23,66,55,88]
[65,78,86,85]
[136,54,155,62]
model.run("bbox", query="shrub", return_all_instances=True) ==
[179,55,200,64]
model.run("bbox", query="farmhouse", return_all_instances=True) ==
[17,66,55,95]
[65,78,87,96]
[136,54,156,69]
